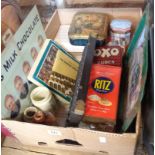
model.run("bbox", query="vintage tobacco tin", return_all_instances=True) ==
[68,12,109,46]
[94,46,123,66]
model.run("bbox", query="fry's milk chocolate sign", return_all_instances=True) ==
[94,46,123,66]
[1,6,46,119]
[85,64,121,123]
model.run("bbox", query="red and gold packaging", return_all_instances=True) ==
[94,46,123,67]
[84,64,122,124]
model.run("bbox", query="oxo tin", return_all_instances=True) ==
[84,64,122,124]
[94,46,123,66]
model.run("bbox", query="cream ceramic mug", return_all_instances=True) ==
[30,86,55,112]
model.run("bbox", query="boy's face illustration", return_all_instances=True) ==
[23,63,31,75]
[5,96,16,111]
[31,48,38,61]
[38,36,44,48]
[15,78,24,93]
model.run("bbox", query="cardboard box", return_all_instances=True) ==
[45,8,142,61]
[65,0,145,8]
[2,8,142,155]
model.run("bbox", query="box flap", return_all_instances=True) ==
[72,128,137,155]
[2,120,75,146]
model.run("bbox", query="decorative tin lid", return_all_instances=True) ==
[68,12,109,40]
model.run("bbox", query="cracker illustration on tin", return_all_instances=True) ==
[88,94,100,102]
[98,98,112,106]
[88,95,112,106]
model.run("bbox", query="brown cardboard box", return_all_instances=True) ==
[2,111,141,155]
[65,0,145,8]
[45,8,142,60]
[2,8,142,155]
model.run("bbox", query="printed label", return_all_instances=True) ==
[91,77,114,94]
[94,46,123,67]
[48,130,62,136]
[99,137,107,143]
[95,47,119,58]
[2,29,13,45]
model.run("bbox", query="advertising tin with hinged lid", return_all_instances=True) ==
[84,64,122,124]
[68,12,109,46]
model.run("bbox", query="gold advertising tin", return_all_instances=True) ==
[68,12,109,46]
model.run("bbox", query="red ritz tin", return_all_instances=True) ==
[84,64,122,124]
[94,46,123,67]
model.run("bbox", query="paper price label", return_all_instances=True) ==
[99,137,107,143]
[2,29,13,45]
[48,130,62,136]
